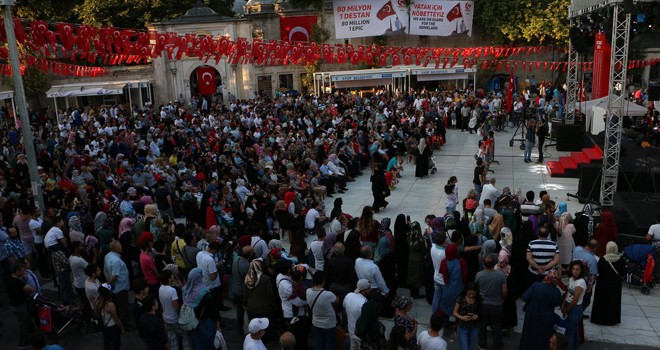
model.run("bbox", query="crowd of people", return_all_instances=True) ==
[0,82,657,350]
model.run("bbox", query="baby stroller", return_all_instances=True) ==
[623,244,657,295]
[33,293,83,339]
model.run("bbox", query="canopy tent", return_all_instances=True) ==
[46,80,152,124]
[0,91,17,127]
[313,66,477,94]
[580,95,649,116]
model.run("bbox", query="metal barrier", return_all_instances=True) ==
[618,233,648,247]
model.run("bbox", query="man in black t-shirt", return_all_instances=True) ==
[473,158,485,199]
[153,180,174,219]
[537,118,549,163]
[8,262,37,348]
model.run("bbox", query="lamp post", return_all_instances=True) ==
[2,0,46,214]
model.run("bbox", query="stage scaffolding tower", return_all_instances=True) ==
[569,0,636,207]
[600,3,631,207]
[564,32,580,125]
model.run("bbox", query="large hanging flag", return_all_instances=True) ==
[506,70,515,113]
[196,66,216,96]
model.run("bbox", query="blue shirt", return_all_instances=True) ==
[0,227,8,261]
[104,251,129,292]
[572,246,598,275]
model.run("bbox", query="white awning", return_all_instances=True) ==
[0,91,13,100]
[416,73,469,82]
[46,80,150,98]
[334,78,394,89]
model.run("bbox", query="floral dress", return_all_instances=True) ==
[393,314,417,349]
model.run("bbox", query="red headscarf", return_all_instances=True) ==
[440,243,468,284]
[284,191,296,210]
[593,210,618,256]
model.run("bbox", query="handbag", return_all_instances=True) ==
[553,312,567,334]
[213,329,228,350]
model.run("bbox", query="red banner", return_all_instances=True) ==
[196,66,216,96]
[592,32,611,99]
[280,16,317,42]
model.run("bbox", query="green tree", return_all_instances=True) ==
[15,0,82,21]
[75,0,234,28]
[288,0,324,10]
[475,0,570,45]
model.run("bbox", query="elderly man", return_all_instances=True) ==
[526,225,560,289]
[104,240,131,328]
[244,318,269,350]
[355,246,388,316]
[279,331,296,350]
[343,279,371,350]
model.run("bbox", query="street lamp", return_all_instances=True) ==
[1,0,46,214]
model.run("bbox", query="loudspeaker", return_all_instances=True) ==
[648,84,660,101]
[556,124,585,151]
[579,163,601,203]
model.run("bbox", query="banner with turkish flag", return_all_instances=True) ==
[333,0,408,39]
[196,66,216,96]
[280,16,317,42]
[377,1,397,20]
[409,1,474,36]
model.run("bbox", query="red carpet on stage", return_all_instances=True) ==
[547,144,603,177]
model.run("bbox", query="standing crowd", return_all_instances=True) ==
[0,83,657,350]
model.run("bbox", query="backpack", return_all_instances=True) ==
[178,304,199,331]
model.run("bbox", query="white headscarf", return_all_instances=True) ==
[418,137,427,154]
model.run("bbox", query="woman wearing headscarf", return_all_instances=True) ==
[573,203,598,247]
[415,136,430,178]
[393,214,410,292]
[593,210,618,256]
[518,271,563,350]
[68,215,84,243]
[555,201,568,219]
[376,218,397,318]
[245,258,278,343]
[439,243,467,330]
[590,241,625,325]
[488,213,504,241]
[557,212,577,269]
[284,191,297,217]
[392,296,419,349]
[371,162,389,212]
[496,227,518,331]
[117,217,137,282]
[478,240,497,271]
[509,221,537,299]
[183,268,217,350]
[407,222,427,300]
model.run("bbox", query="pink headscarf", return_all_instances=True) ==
[118,217,135,238]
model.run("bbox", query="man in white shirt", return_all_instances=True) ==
[343,279,370,350]
[44,217,66,250]
[309,229,325,271]
[243,318,269,350]
[417,314,448,350]
[28,208,49,279]
[645,214,660,245]
[196,241,230,314]
[69,242,90,324]
[276,260,309,348]
[479,178,500,208]
[354,246,388,314]
[158,270,191,350]
[306,271,339,349]
[304,201,324,231]
[430,233,447,315]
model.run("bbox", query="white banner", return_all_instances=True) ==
[409,0,474,37]
[333,0,409,39]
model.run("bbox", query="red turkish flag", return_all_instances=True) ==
[280,16,317,42]
[196,66,216,96]
[505,70,514,113]
[377,1,397,21]
[447,3,463,22]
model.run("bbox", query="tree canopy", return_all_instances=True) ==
[16,0,234,28]
[474,0,570,45]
